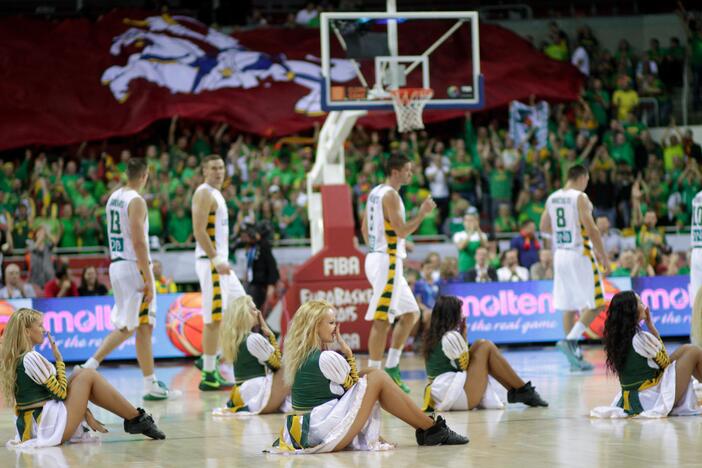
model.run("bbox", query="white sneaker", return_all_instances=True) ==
[143,380,181,401]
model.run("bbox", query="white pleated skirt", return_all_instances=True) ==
[430,371,506,411]
[213,374,291,416]
[6,400,98,449]
[590,363,701,418]
[269,376,393,454]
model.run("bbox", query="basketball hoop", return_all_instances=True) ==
[390,87,433,133]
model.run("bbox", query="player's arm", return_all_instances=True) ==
[539,206,553,249]
[578,194,609,274]
[361,206,369,245]
[192,190,231,274]
[128,197,153,304]
[383,191,435,238]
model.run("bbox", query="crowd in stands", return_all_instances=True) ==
[1,9,702,296]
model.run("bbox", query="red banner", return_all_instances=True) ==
[0,11,583,150]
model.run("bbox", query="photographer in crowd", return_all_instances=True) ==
[239,222,280,314]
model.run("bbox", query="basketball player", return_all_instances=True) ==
[80,159,173,400]
[192,155,246,391]
[689,190,702,342]
[361,154,436,393]
[540,164,609,371]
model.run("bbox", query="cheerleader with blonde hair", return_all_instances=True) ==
[270,300,468,453]
[0,308,165,448]
[213,295,290,415]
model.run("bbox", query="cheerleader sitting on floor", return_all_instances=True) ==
[1,308,165,448]
[270,300,468,453]
[213,295,291,415]
[422,296,548,412]
[591,291,702,418]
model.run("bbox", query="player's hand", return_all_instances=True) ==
[215,262,232,275]
[334,325,353,357]
[419,196,436,216]
[141,279,154,305]
[47,332,63,363]
[596,253,610,275]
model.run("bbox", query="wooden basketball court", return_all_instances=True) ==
[2,344,700,467]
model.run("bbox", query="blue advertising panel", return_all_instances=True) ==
[633,275,691,337]
[440,277,633,344]
[440,280,563,344]
[2,294,191,362]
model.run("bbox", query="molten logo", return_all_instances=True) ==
[640,288,689,310]
[460,290,555,317]
[43,305,114,333]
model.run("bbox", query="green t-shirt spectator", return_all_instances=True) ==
[519,201,545,227]
[79,224,101,247]
[281,204,307,239]
[610,142,635,167]
[450,161,477,194]
[59,218,78,248]
[85,179,107,202]
[73,192,97,211]
[452,230,484,272]
[61,173,80,199]
[586,90,611,127]
[610,267,631,277]
[148,207,163,237]
[167,212,193,243]
[191,138,211,158]
[488,169,513,202]
[417,210,439,236]
[494,215,517,233]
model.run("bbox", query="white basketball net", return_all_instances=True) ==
[390,88,434,133]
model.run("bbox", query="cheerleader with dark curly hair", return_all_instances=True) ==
[591,290,702,418]
[421,296,547,412]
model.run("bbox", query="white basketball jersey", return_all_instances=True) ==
[106,187,150,262]
[194,183,229,259]
[546,188,585,250]
[691,191,702,248]
[366,184,407,259]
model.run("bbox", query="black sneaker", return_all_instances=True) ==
[416,415,469,446]
[124,408,166,440]
[507,381,549,407]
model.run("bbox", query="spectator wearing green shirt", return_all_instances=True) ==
[610,250,636,277]
[147,198,164,239]
[443,196,470,236]
[494,203,517,233]
[452,213,488,273]
[58,203,79,248]
[516,188,546,227]
[488,156,513,219]
[75,205,102,248]
[449,149,479,207]
[608,132,635,168]
[585,78,610,131]
[279,195,308,239]
[167,205,193,245]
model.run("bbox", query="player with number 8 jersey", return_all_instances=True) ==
[541,164,609,371]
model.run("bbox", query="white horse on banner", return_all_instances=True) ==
[101,14,355,115]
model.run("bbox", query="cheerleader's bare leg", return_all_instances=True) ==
[670,344,702,403]
[260,369,290,414]
[333,369,434,450]
[62,367,140,442]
